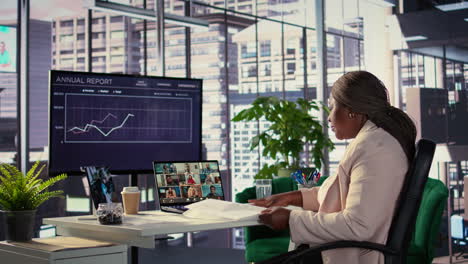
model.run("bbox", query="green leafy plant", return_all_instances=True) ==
[232,96,334,179]
[0,161,67,211]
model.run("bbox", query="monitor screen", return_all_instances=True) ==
[153,161,225,206]
[0,25,16,73]
[48,70,202,175]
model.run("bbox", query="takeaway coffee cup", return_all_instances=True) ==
[121,187,140,215]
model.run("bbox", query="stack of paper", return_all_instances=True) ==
[183,199,264,221]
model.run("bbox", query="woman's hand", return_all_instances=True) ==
[248,191,302,208]
[258,207,291,230]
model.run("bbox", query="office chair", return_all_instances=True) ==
[261,139,436,264]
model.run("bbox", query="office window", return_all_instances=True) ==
[111,30,125,39]
[287,62,296,74]
[92,17,105,25]
[60,34,73,43]
[242,64,257,78]
[60,20,73,27]
[344,37,359,71]
[92,32,104,39]
[110,55,124,64]
[261,63,271,76]
[260,40,271,57]
[424,56,436,88]
[110,16,123,23]
[60,58,74,66]
[286,38,296,55]
[60,50,73,55]
[110,46,123,54]
[92,47,106,52]
[241,42,256,59]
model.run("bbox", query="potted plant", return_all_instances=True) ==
[0,161,67,241]
[232,96,334,179]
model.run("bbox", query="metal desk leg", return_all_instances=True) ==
[187,232,193,248]
[131,246,139,264]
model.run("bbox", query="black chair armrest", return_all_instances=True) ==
[285,240,398,262]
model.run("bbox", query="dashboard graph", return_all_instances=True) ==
[64,94,193,143]
[67,113,135,137]
[49,70,202,174]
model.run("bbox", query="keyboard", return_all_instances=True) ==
[161,206,189,214]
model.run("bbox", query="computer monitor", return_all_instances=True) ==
[48,70,202,175]
[153,161,225,208]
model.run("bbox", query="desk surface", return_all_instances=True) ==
[44,211,259,248]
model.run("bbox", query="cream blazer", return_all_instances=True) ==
[289,120,409,264]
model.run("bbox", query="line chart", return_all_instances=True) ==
[64,94,193,143]
[67,113,135,137]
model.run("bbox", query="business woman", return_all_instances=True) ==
[250,71,416,264]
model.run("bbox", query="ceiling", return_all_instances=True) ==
[396,8,468,51]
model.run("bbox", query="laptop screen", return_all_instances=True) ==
[153,161,225,206]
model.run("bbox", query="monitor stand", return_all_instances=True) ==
[129,172,139,264]
[129,173,138,187]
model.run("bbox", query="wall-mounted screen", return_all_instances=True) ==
[49,70,202,175]
[0,25,16,73]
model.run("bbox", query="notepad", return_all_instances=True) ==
[183,199,264,221]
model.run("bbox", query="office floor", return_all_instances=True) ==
[135,229,247,264]
[137,246,247,264]
[433,254,468,264]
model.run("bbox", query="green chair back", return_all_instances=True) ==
[407,178,448,264]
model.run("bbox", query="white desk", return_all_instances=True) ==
[44,211,259,263]
[0,238,127,264]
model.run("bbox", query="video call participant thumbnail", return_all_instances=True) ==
[200,163,215,174]
[181,185,202,198]
[202,173,215,184]
[155,163,176,174]
[205,185,223,200]
[165,175,180,186]
[159,187,181,200]
[185,173,201,185]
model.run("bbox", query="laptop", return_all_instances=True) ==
[153,161,225,214]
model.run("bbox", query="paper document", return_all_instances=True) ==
[183,199,264,221]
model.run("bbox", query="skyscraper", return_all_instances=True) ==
[52,13,141,74]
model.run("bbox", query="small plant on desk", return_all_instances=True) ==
[0,161,67,241]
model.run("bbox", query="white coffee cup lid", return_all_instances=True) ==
[122,187,140,193]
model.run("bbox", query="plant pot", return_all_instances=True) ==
[2,210,36,241]
[277,168,295,178]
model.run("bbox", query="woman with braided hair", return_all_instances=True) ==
[250,71,416,264]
